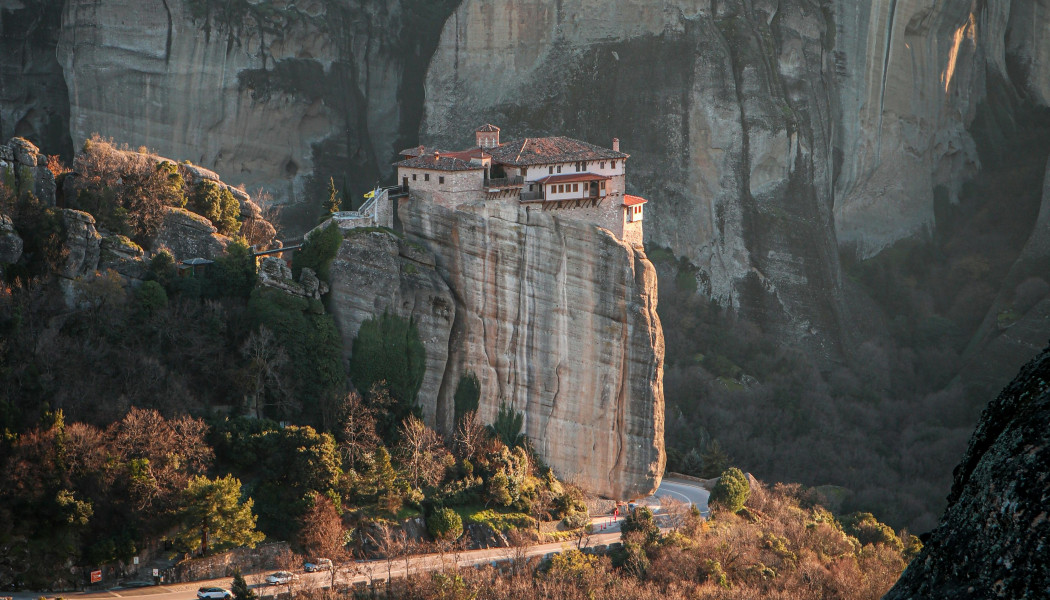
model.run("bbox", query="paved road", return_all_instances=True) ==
[646,477,711,517]
[6,478,710,600]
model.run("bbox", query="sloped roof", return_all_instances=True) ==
[534,173,611,185]
[394,153,485,171]
[488,136,629,166]
[623,194,648,207]
[475,123,501,132]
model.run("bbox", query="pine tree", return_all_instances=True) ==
[231,572,256,600]
[323,177,341,214]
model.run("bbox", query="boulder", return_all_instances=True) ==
[0,213,23,265]
[153,206,230,262]
[59,209,101,280]
[257,257,329,300]
[99,234,147,279]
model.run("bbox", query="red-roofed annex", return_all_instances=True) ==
[394,125,647,245]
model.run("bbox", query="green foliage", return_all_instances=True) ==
[292,222,342,282]
[209,238,257,299]
[348,312,426,414]
[134,281,168,316]
[700,559,730,588]
[700,440,730,479]
[427,506,464,541]
[841,512,904,552]
[710,467,750,513]
[487,402,525,448]
[248,287,346,420]
[154,161,187,208]
[621,506,660,546]
[171,474,264,556]
[453,372,481,425]
[190,180,241,235]
[322,177,341,215]
[211,418,342,541]
[231,572,255,600]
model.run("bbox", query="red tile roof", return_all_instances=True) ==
[475,123,501,132]
[534,173,611,185]
[488,136,629,166]
[623,195,648,207]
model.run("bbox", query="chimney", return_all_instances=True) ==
[612,137,620,152]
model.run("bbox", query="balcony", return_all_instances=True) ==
[484,176,524,189]
[519,190,544,201]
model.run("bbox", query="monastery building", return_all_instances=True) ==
[394,125,648,245]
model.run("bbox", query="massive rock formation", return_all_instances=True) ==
[419,0,849,359]
[0,213,23,267]
[152,207,231,262]
[52,0,460,212]
[326,228,456,427]
[406,199,665,499]
[883,344,1050,599]
[325,200,665,499]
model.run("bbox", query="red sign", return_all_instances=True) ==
[90,570,102,583]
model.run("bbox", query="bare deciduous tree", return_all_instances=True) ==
[397,416,446,489]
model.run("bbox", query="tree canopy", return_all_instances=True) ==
[171,474,264,556]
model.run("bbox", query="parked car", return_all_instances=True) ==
[303,558,333,572]
[266,571,297,585]
[197,587,231,600]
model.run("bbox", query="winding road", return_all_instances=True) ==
[5,477,709,600]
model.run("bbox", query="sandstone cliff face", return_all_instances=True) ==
[883,345,1050,599]
[398,199,665,500]
[326,228,455,426]
[420,0,849,359]
[53,0,459,210]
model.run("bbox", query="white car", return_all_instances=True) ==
[197,587,231,600]
[266,571,297,585]
[303,558,332,572]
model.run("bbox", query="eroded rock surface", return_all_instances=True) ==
[327,228,455,426]
[0,213,23,266]
[883,344,1050,599]
[152,207,231,262]
[399,199,665,499]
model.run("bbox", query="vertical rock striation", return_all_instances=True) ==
[326,229,456,427]
[54,0,460,210]
[398,199,665,500]
[420,0,849,360]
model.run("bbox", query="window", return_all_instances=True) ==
[439,176,445,184]
[557,184,563,193]
[549,166,554,174]
[557,165,562,173]
[612,160,617,169]
[522,167,528,176]
[550,185,556,194]
[600,161,605,169]
[600,181,606,190]
[425,173,430,181]
[573,183,579,192]
[412,174,417,181]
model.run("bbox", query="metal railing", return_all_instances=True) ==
[519,190,543,201]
